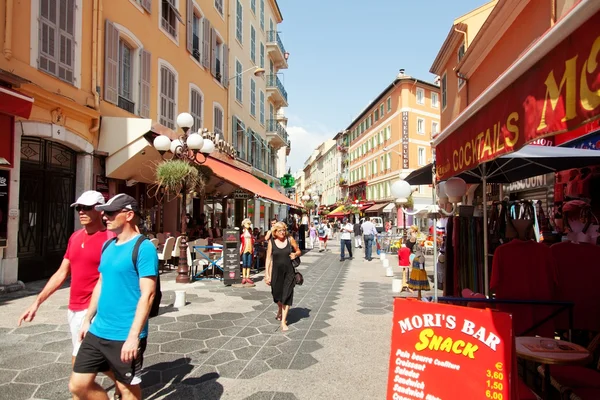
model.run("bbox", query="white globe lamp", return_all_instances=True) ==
[391,180,412,199]
[445,177,467,203]
[186,133,204,150]
[153,135,171,153]
[200,138,215,154]
[437,181,448,206]
[170,139,183,154]
[176,112,194,130]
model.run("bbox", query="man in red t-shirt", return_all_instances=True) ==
[18,191,115,362]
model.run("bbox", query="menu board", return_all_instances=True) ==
[387,299,513,400]
[222,228,242,286]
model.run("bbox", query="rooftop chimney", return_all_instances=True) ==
[396,69,410,79]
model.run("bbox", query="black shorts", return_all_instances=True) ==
[73,332,147,385]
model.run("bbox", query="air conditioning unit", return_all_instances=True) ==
[125,179,138,187]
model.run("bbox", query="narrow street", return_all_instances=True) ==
[0,241,435,400]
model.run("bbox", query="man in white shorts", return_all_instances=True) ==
[18,191,119,394]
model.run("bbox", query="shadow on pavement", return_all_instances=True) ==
[142,359,224,400]
[287,307,310,325]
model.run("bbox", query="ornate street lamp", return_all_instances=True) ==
[153,112,215,283]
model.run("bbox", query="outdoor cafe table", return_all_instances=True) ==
[516,336,591,399]
[191,244,223,281]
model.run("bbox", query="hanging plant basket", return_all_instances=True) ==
[153,159,206,199]
[304,200,316,210]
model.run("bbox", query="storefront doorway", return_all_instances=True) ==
[18,137,76,282]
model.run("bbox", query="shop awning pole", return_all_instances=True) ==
[432,161,439,302]
[482,164,490,297]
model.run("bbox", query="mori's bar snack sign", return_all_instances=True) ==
[436,10,600,180]
[387,299,513,400]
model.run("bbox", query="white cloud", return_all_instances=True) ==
[286,125,334,173]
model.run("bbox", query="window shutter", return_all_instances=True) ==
[232,116,238,151]
[104,19,119,104]
[202,18,210,68]
[141,0,152,13]
[186,0,193,54]
[139,48,151,117]
[210,27,217,78]
[222,45,229,88]
[38,0,59,75]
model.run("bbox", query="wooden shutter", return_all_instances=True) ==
[222,45,229,88]
[210,27,217,78]
[104,19,119,104]
[202,18,210,68]
[232,115,238,151]
[38,0,59,75]
[186,0,193,54]
[141,0,152,13]
[139,48,151,118]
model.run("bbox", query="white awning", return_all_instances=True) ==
[97,117,164,184]
[383,203,396,212]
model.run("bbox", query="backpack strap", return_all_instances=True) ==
[101,237,117,253]
[131,235,148,273]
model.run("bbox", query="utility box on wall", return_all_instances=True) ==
[222,228,242,286]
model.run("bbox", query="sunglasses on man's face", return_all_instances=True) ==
[75,205,95,212]
[103,209,129,217]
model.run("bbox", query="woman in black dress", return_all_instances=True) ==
[265,222,301,331]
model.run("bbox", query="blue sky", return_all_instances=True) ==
[278,0,488,172]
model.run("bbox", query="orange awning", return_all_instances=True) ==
[201,156,299,207]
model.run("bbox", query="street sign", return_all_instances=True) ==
[387,298,513,400]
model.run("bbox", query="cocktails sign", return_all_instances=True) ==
[387,299,513,400]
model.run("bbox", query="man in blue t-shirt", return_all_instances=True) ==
[70,194,158,399]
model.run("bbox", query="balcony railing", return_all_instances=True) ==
[266,119,289,144]
[267,30,287,58]
[266,74,288,104]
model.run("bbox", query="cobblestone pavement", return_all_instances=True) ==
[0,241,436,399]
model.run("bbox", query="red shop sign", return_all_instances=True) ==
[387,299,513,400]
[436,10,600,181]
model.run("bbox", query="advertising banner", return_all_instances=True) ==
[387,299,513,400]
[435,11,600,181]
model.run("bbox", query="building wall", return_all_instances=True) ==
[466,1,551,102]
[346,78,439,204]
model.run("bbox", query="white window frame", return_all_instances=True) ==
[441,72,447,111]
[259,0,265,30]
[214,0,223,17]
[431,92,439,108]
[190,2,205,67]
[250,25,256,63]
[189,83,204,131]
[432,121,439,136]
[235,0,243,44]
[259,42,265,68]
[416,87,425,105]
[30,0,83,88]
[250,0,256,14]
[387,96,392,111]
[235,59,243,104]
[417,118,425,135]
[159,0,181,45]
[213,102,224,137]
[157,59,178,129]
[112,24,143,114]
[212,28,225,86]
[418,146,426,166]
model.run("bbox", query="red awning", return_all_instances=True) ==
[0,87,33,119]
[433,3,600,181]
[201,156,299,207]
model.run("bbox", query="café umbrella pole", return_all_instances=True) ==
[432,160,438,302]
[482,163,489,297]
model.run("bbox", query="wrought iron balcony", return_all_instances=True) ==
[266,31,288,69]
[266,74,288,107]
[266,119,289,148]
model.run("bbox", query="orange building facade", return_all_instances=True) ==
[343,72,440,211]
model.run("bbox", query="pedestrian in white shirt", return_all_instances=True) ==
[339,218,354,261]
[361,217,378,261]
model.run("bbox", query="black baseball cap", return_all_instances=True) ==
[95,193,139,213]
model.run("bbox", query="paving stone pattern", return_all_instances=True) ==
[0,248,349,399]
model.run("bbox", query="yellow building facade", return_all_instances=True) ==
[0,0,235,285]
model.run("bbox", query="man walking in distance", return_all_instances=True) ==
[353,218,363,249]
[264,218,278,241]
[69,194,158,400]
[361,217,378,261]
[339,218,354,261]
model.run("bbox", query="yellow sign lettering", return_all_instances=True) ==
[537,55,578,130]
[581,35,600,111]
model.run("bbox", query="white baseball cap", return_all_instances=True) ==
[71,190,106,207]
